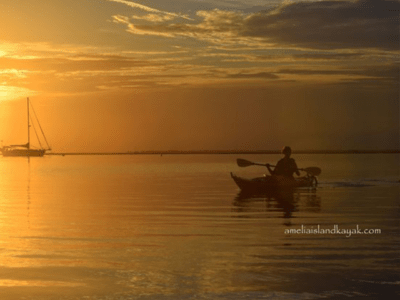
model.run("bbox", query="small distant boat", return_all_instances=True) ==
[1,97,51,157]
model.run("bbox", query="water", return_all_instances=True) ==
[0,154,398,299]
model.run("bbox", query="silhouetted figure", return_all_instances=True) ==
[267,146,300,178]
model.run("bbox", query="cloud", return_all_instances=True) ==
[243,0,400,51]
[227,71,279,79]
[107,0,192,20]
[293,52,365,61]
[112,0,399,51]
[112,10,252,44]
[131,14,175,22]
[276,61,400,85]
[1,31,397,99]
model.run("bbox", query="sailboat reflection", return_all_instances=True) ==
[232,187,321,219]
[27,158,31,228]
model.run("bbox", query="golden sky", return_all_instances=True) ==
[0,0,398,152]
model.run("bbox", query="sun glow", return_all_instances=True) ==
[0,85,35,102]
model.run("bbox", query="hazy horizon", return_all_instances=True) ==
[0,0,398,153]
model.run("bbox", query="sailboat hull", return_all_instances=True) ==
[1,148,45,157]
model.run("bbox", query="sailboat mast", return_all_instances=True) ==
[27,97,30,150]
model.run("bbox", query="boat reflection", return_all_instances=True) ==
[232,187,321,219]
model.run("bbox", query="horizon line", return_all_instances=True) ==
[46,149,400,156]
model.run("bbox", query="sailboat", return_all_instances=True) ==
[1,97,51,157]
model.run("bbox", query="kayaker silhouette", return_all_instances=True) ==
[267,146,300,178]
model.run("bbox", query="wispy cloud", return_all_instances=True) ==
[112,10,256,45]
[226,71,279,79]
[131,14,175,22]
[106,0,193,20]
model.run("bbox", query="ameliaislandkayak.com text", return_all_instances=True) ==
[284,225,381,238]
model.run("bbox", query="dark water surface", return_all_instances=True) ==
[0,154,398,299]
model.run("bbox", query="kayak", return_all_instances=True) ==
[231,172,317,193]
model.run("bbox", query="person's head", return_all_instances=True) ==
[282,146,292,157]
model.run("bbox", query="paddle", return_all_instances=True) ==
[236,158,321,176]
[237,158,269,167]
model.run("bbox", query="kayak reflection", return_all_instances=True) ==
[232,188,321,219]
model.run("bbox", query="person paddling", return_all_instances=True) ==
[267,146,300,178]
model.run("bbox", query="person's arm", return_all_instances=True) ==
[266,164,274,175]
[293,159,301,176]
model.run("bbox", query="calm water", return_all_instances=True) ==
[0,154,398,299]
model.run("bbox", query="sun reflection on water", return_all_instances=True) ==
[0,279,84,287]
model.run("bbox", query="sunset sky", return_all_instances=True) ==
[0,0,398,152]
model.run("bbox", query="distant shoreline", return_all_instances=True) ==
[47,150,400,156]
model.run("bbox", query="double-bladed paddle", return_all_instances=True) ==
[236,158,321,176]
